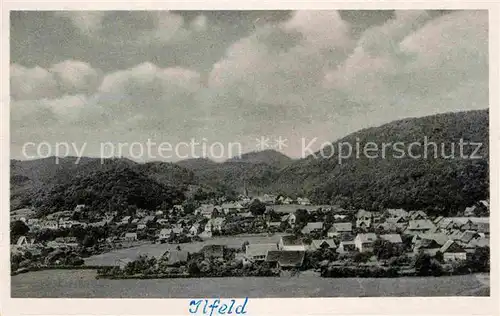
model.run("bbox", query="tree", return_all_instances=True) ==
[10,220,29,242]
[241,240,250,252]
[373,239,403,260]
[294,209,309,226]
[249,199,266,217]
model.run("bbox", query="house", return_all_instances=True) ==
[464,206,476,217]
[327,222,352,238]
[160,250,189,266]
[301,222,324,234]
[196,204,216,218]
[379,234,403,244]
[222,202,244,214]
[265,250,305,269]
[476,222,490,236]
[337,240,356,253]
[333,214,348,220]
[278,235,307,251]
[201,245,225,259]
[116,258,133,268]
[405,220,437,235]
[26,218,40,227]
[139,215,156,225]
[412,233,449,256]
[458,230,481,244]
[244,243,279,263]
[240,212,255,219]
[157,219,169,226]
[309,239,336,251]
[188,224,201,236]
[40,220,59,230]
[385,209,409,220]
[355,210,372,228]
[159,228,172,241]
[16,236,32,248]
[267,222,281,229]
[74,204,86,212]
[297,197,311,205]
[258,194,277,204]
[440,240,467,261]
[172,204,184,213]
[436,218,455,231]
[408,210,428,220]
[412,233,449,247]
[48,237,79,249]
[124,232,138,241]
[281,213,297,227]
[281,213,296,227]
[434,216,444,225]
[466,237,489,251]
[354,233,377,252]
[205,218,226,233]
[282,197,294,205]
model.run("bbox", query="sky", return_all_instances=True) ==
[10,10,489,161]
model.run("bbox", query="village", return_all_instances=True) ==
[10,194,490,278]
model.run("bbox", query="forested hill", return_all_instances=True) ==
[10,157,192,212]
[273,109,489,214]
[10,109,489,216]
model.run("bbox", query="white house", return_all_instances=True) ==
[244,243,278,263]
[188,224,200,236]
[440,240,467,261]
[281,213,296,227]
[205,218,225,233]
[337,240,356,253]
[124,232,138,241]
[405,220,437,235]
[297,197,311,205]
[309,239,336,251]
[159,228,172,241]
[354,233,377,252]
[327,222,352,238]
[301,222,324,234]
[355,210,372,228]
[222,202,244,214]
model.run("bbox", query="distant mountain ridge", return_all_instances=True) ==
[10,109,489,214]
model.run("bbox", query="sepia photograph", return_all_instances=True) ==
[5,5,495,307]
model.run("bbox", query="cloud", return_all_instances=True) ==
[10,61,101,100]
[10,10,489,160]
[50,60,102,94]
[10,64,59,100]
[54,11,106,35]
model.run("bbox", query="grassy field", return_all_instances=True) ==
[84,233,286,266]
[11,269,490,298]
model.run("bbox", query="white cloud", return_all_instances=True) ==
[10,10,489,160]
[50,60,102,94]
[10,64,59,100]
[55,11,106,35]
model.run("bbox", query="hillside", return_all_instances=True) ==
[10,109,489,215]
[10,157,193,211]
[35,165,185,216]
[274,109,489,213]
[176,149,291,195]
[226,149,293,167]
